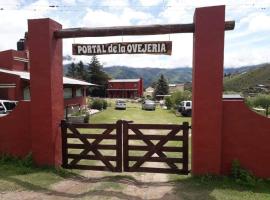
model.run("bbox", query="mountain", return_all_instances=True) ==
[224,63,270,93]
[64,63,270,88]
[103,66,192,87]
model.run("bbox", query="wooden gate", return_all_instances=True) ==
[60,120,122,172]
[123,121,190,174]
[61,120,190,174]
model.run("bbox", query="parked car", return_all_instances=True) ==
[177,100,192,117]
[115,99,126,110]
[142,100,156,111]
[0,100,18,117]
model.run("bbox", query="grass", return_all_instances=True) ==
[169,175,270,200]
[0,154,77,192]
[90,100,191,124]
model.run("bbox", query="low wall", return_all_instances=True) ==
[0,101,31,157]
[222,100,270,178]
[64,96,87,107]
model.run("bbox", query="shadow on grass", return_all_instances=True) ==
[1,171,270,200]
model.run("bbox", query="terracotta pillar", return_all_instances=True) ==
[192,6,225,175]
[28,18,63,166]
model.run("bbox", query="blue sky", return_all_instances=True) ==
[0,0,270,68]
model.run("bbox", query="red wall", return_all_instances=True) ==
[0,50,27,71]
[108,78,143,97]
[0,101,31,157]
[0,72,23,100]
[222,100,270,177]
[192,5,225,175]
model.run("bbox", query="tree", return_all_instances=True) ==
[76,61,87,80]
[66,62,77,78]
[252,94,270,116]
[87,55,110,97]
[170,90,192,107]
[153,74,169,99]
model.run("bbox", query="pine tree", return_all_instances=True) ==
[66,62,77,78]
[154,74,169,99]
[87,55,110,97]
[76,61,87,80]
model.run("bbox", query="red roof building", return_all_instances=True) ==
[0,41,94,107]
[107,78,143,99]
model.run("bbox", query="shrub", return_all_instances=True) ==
[90,99,108,110]
[103,99,108,109]
[170,90,192,108]
[165,96,173,109]
[231,160,257,187]
[91,99,103,110]
[83,113,90,123]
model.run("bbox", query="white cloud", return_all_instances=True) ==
[138,0,163,7]
[0,0,270,68]
[248,13,270,32]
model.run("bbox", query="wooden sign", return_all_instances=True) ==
[72,41,172,55]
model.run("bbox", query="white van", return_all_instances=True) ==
[177,100,192,117]
[0,100,18,116]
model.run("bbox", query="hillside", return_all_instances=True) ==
[64,63,269,88]
[224,63,270,93]
[103,66,192,87]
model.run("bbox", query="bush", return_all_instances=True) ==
[165,96,173,109]
[231,160,257,187]
[90,99,108,110]
[169,90,192,109]
[103,100,108,109]
[83,113,90,123]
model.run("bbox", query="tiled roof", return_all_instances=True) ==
[109,79,140,83]
[0,68,95,86]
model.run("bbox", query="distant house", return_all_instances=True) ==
[107,78,143,99]
[0,48,95,107]
[169,83,184,93]
[144,86,154,98]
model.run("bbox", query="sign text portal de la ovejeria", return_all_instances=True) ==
[72,41,172,55]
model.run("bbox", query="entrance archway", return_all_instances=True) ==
[27,5,234,174]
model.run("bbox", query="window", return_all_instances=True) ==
[134,83,137,88]
[186,102,191,106]
[76,88,83,97]
[64,88,72,99]
[23,87,30,100]
[0,103,5,114]
[3,102,16,111]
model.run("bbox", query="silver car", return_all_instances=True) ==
[142,100,156,111]
[115,99,126,110]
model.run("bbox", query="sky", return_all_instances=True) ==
[0,0,270,68]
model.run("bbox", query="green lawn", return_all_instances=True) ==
[0,155,75,192]
[90,101,191,124]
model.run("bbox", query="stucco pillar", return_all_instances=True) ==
[28,18,63,166]
[192,6,225,175]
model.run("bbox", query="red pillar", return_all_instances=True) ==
[28,18,63,166]
[192,6,225,175]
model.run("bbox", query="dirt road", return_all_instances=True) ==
[0,170,180,200]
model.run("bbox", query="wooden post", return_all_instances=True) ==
[182,122,189,173]
[60,120,68,168]
[123,121,129,172]
[116,120,123,172]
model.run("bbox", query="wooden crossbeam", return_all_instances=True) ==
[130,127,182,170]
[67,124,115,171]
[54,21,235,38]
